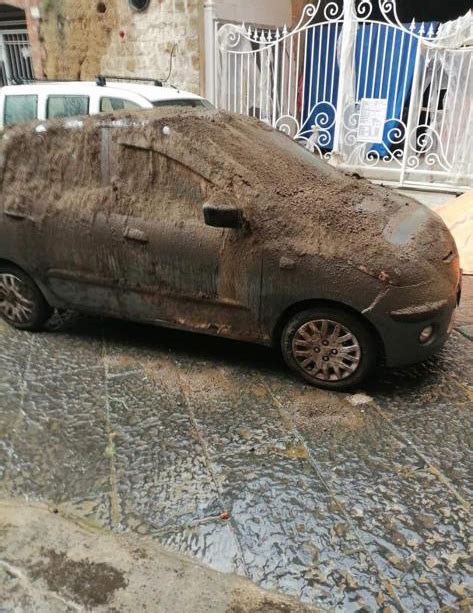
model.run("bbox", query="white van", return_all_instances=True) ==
[0,77,213,129]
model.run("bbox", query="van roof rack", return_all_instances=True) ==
[95,75,164,87]
[11,77,77,85]
[8,76,165,87]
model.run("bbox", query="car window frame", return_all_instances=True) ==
[46,94,90,120]
[3,93,38,126]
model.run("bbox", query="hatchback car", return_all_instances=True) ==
[0,109,461,390]
[0,78,213,129]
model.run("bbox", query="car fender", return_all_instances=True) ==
[260,250,386,339]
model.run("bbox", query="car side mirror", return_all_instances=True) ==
[203,202,245,229]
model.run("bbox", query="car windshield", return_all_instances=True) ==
[152,98,214,109]
[189,113,340,186]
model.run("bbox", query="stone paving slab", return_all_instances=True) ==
[2,370,110,504]
[390,403,473,500]
[107,371,222,533]
[27,330,104,381]
[298,408,471,610]
[154,520,246,576]
[0,299,472,611]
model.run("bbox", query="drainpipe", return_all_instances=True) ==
[203,0,216,104]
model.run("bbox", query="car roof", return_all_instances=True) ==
[0,81,205,103]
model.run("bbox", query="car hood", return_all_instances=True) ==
[253,178,458,288]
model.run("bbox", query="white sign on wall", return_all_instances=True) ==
[357,98,388,143]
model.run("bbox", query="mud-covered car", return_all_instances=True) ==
[0,110,461,390]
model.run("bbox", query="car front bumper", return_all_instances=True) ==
[366,274,461,369]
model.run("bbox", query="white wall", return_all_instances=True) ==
[215,0,292,27]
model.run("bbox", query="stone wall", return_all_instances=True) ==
[101,0,202,94]
[36,0,202,93]
[38,0,119,81]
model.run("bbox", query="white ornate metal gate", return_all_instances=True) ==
[214,0,472,191]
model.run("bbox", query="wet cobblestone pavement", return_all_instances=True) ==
[1,283,472,611]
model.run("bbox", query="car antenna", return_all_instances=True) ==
[162,44,178,87]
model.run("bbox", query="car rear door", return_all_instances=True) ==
[28,126,129,315]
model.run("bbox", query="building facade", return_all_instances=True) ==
[0,0,301,93]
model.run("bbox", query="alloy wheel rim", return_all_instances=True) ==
[0,274,35,324]
[292,319,361,382]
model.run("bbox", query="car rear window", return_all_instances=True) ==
[4,94,38,126]
[151,98,213,109]
[100,97,141,112]
[47,95,89,119]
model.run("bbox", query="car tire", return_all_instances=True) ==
[281,307,378,391]
[0,264,52,331]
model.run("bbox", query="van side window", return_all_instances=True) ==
[47,95,89,119]
[4,95,38,126]
[100,97,141,112]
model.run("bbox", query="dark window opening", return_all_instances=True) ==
[129,0,150,11]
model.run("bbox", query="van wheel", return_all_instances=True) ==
[0,265,52,331]
[281,307,377,391]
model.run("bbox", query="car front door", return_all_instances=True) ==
[104,132,263,343]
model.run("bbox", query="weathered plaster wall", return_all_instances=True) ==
[38,0,119,80]
[292,0,308,25]
[101,0,201,93]
[35,0,201,92]
[291,1,333,25]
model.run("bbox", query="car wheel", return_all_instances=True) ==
[0,265,52,331]
[281,307,377,391]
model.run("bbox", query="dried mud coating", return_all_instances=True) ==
[0,108,455,292]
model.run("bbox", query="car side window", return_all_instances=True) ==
[47,95,89,119]
[4,95,38,126]
[100,97,141,112]
[117,145,209,222]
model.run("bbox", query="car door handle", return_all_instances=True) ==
[123,227,149,243]
[4,209,27,220]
